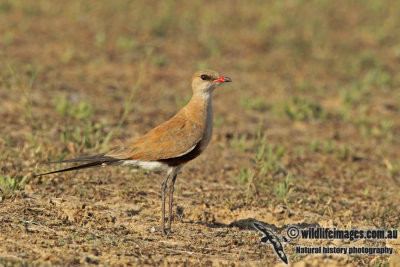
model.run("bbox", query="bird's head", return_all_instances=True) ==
[191,70,232,96]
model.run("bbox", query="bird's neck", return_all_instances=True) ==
[183,93,213,127]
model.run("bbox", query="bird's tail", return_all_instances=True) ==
[46,153,116,164]
[35,153,122,177]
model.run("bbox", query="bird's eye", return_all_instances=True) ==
[201,74,208,80]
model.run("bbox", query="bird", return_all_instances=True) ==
[36,70,232,235]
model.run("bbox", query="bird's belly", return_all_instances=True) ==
[122,160,169,171]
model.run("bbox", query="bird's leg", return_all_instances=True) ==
[167,170,178,232]
[161,171,171,235]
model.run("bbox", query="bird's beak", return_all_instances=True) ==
[212,76,232,83]
[224,76,232,82]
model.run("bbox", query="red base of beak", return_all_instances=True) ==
[212,76,232,83]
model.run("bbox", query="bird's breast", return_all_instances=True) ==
[159,97,214,167]
[197,103,213,153]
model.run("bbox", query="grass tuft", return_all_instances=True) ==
[0,175,28,202]
[281,96,326,121]
[274,174,293,202]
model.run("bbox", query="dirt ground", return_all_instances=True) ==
[1,0,400,266]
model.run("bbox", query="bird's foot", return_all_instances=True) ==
[162,229,172,235]
[161,227,174,236]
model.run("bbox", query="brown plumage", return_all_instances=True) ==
[106,115,204,161]
[37,70,232,234]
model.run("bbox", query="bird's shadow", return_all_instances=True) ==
[203,217,320,232]
[200,218,321,265]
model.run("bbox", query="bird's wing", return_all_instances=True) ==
[106,116,204,161]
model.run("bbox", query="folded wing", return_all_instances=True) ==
[106,117,204,161]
